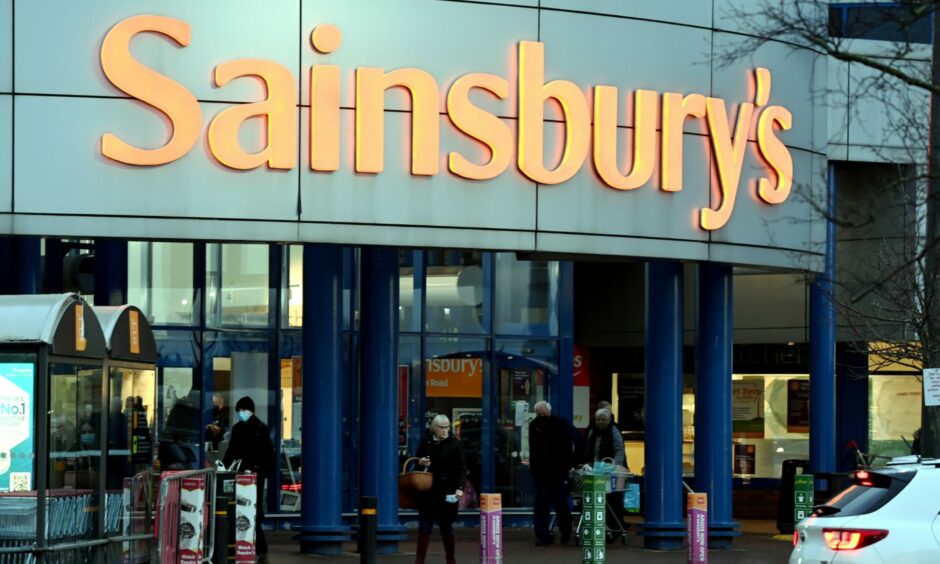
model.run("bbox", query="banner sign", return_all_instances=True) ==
[687,493,708,564]
[178,477,206,563]
[732,379,764,438]
[480,493,503,563]
[425,357,483,398]
[923,368,940,406]
[0,363,34,492]
[234,473,258,562]
[786,380,810,433]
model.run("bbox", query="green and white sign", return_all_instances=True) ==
[793,474,814,523]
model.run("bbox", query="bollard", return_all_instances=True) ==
[687,493,707,564]
[480,493,503,563]
[358,496,377,564]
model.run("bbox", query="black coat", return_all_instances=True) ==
[222,415,275,478]
[528,415,580,481]
[415,435,468,520]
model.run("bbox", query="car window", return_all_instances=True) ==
[815,474,911,518]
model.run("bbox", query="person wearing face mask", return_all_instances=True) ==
[222,396,274,562]
[413,414,467,564]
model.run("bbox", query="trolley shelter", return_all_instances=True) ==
[93,305,158,559]
[0,293,108,559]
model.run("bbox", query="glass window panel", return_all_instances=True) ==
[399,251,419,333]
[494,254,559,336]
[869,375,922,460]
[422,336,488,509]
[48,362,103,541]
[494,339,556,508]
[287,245,303,328]
[158,367,199,470]
[207,243,270,328]
[128,242,195,325]
[106,366,156,554]
[425,251,485,334]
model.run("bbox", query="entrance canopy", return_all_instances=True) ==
[93,305,157,363]
[0,293,106,357]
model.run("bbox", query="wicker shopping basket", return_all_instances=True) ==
[398,457,433,493]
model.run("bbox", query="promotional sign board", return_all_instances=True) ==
[178,477,206,564]
[732,379,765,438]
[0,363,34,492]
[733,443,757,475]
[425,357,483,398]
[793,474,814,523]
[234,473,258,562]
[581,475,607,563]
[787,380,811,433]
[923,368,940,407]
[687,493,708,564]
[480,493,503,563]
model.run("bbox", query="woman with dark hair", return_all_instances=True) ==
[414,414,467,564]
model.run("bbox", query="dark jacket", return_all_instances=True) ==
[584,422,625,467]
[415,435,468,519]
[528,415,580,481]
[222,414,275,478]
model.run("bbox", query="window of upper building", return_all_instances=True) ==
[829,3,933,44]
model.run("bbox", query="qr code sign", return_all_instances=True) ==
[10,472,30,492]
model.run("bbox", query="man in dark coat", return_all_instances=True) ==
[528,400,580,546]
[222,396,275,561]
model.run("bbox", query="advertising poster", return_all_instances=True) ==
[732,380,765,438]
[0,363,34,492]
[616,374,645,432]
[687,493,708,564]
[234,474,258,562]
[178,477,206,564]
[425,357,483,398]
[573,346,590,428]
[787,380,811,433]
[733,443,757,475]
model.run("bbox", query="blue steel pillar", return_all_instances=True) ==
[810,165,837,475]
[694,263,740,548]
[642,261,685,550]
[0,237,41,294]
[836,343,868,473]
[94,239,127,305]
[359,247,406,553]
[296,245,350,555]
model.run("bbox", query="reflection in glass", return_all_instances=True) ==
[128,242,195,325]
[425,252,485,334]
[48,362,103,540]
[494,254,559,336]
[207,243,271,328]
[158,367,199,470]
[495,340,556,508]
[422,337,487,509]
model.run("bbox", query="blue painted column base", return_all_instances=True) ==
[640,522,687,550]
[295,528,348,556]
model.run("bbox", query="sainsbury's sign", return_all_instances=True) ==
[99,15,794,231]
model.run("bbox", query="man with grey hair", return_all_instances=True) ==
[528,400,580,546]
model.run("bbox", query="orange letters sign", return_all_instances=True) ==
[99,16,794,231]
[425,357,483,398]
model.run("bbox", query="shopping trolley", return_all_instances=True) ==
[571,464,633,545]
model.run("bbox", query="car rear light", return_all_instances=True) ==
[822,528,888,550]
[280,483,302,491]
[792,530,799,547]
[854,470,874,486]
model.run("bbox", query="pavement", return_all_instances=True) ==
[265,519,794,563]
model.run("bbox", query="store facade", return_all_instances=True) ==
[1,0,898,555]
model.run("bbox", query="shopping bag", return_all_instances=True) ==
[623,482,641,514]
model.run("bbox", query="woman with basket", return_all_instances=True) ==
[411,414,467,564]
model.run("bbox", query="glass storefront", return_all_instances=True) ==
[869,374,921,460]
[130,242,564,513]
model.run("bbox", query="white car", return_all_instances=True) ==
[790,457,940,563]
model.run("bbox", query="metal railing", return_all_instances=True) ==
[155,468,217,564]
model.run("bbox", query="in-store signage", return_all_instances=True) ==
[99,15,794,230]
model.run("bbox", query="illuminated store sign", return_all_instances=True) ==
[99,15,794,230]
